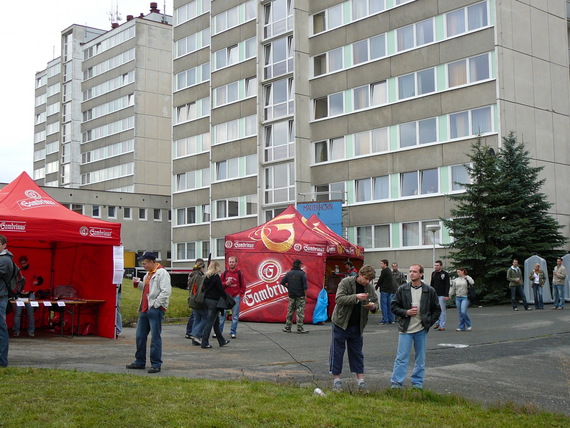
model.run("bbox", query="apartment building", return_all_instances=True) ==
[33,2,173,195]
[171,0,569,270]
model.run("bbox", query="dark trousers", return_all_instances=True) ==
[329,323,364,376]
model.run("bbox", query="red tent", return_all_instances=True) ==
[0,172,121,338]
[224,205,364,323]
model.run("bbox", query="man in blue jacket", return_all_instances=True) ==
[390,264,440,389]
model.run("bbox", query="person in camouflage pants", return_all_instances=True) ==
[281,259,309,334]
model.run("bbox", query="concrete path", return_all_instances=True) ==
[7,304,570,416]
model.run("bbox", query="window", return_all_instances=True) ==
[356,175,389,202]
[446,2,488,37]
[265,120,294,162]
[357,226,373,248]
[265,162,295,204]
[153,209,161,221]
[450,111,469,139]
[315,182,345,202]
[402,222,419,246]
[422,221,441,246]
[264,36,293,79]
[329,92,343,116]
[446,9,465,37]
[314,137,345,163]
[451,164,469,191]
[264,78,294,120]
[450,107,492,139]
[92,205,100,218]
[138,208,147,220]
[471,106,492,134]
[400,118,437,148]
[374,224,390,248]
[123,207,131,219]
[448,53,490,88]
[264,0,293,38]
[420,168,438,194]
[108,206,117,218]
[401,171,418,197]
[398,73,415,99]
[356,224,391,249]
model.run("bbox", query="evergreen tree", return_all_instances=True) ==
[443,134,566,303]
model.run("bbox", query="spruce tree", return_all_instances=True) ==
[443,134,566,303]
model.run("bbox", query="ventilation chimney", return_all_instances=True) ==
[126,15,134,21]
[111,22,119,29]
[150,2,160,13]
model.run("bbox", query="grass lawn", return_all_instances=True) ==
[0,368,567,427]
[121,278,190,326]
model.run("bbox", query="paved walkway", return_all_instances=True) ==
[8,304,570,415]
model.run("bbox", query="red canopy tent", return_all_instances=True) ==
[224,205,364,323]
[0,172,121,338]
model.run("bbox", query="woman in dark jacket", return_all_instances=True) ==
[200,261,230,349]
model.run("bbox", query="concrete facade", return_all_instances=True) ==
[171,0,569,272]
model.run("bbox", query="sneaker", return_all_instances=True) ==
[390,383,403,390]
[438,327,445,331]
[332,380,343,392]
[357,382,369,394]
[29,332,35,337]
[433,324,440,329]
[412,384,423,390]
[147,367,161,374]
[230,334,236,339]
[525,308,533,311]
[126,363,146,370]
[551,307,558,310]
[466,326,472,331]
[282,327,292,333]
[456,328,464,332]
[557,307,563,310]
[297,329,309,334]
[212,334,217,338]
[514,307,519,311]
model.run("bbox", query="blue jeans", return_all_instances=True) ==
[201,299,226,347]
[329,324,363,375]
[185,312,194,336]
[436,296,447,328]
[532,285,544,309]
[456,296,471,330]
[391,329,427,388]
[510,285,529,309]
[0,299,8,367]
[191,309,207,339]
[380,292,395,323]
[133,307,164,369]
[553,285,565,309]
[219,296,241,335]
[13,300,35,334]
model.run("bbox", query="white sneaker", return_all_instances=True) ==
[466,327,472,331]
[332,380,343,392]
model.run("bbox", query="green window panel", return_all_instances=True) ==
[436,64,446,91]
[440,166,450,194]
[390,173,399,198]
[391,222,401,248]
[389,126,399,151]
[438,116,448,141]
[435,14,445,41]
[386,30,396,56]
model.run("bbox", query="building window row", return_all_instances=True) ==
[35,93,47,107]
[34,148,46,162]
[84,26,135,60]
[46,161,59,174]
[264,35,293,80]
[175,240,210,262]
[174,97,210,125]
[82,139,134,164]
[174,168,210,192]
[312,1,489,77]
[33,168,45,180]
[212,0,256,35]
[213,77,257,108]
[263,0,294,40]
[175,204,210,226]
[46,103,60,117]
[214,154,257,182]
[174,0,210,26]
[83,94,134,122]
[46,141,59,154]
[214,195,258,220]
[36,112,46,125]
[46,122,60,136]
[313,52,492,120]
[83,48,135,81]
[352,219,441,251]
[212,114,256,145]
[82,116,134,143]
[173,132,211,159]
[36,74,47,88]
[212,37,256,71]
[81,162,134,185]
[312,0,415,35]
[47,83,61,97]
[175,62,210,92]
[314,105,494,164]
[83,71,135,101]
[47,62,61,78]
[175,28,211,59]
[34,131,46,143]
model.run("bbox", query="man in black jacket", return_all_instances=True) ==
[375,259,396,324]
[281,259,308,334]
[390,264,440,389]
[430,260,450,331]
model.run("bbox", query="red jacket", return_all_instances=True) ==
[221,268,245,298]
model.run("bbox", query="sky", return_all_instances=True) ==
[0,0,173,184]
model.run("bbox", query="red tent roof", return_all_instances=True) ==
[225,205,328,256]
[305,214,364,259]
[0,172,121,245]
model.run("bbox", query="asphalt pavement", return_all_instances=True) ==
[7,304,570,416]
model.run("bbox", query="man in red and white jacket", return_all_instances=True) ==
[218,256,246,339]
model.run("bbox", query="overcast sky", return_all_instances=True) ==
[0,0,173,184]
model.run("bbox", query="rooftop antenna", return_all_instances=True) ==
[161,0,168,23]
[107,0,122,24]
